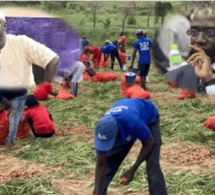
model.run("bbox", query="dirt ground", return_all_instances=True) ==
[0,126,215,195]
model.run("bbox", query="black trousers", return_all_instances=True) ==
[110,48,123,70]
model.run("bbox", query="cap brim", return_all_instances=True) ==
[94,136,115,152]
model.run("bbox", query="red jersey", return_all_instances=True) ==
[33,82,53,101]
[86,46,102,60]
[23,105,55,134]
[120,35,126,47]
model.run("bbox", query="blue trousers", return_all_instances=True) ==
[8,95,27,145]
[101,117,167,195]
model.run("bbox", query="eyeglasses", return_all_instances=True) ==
[186,28,215,38]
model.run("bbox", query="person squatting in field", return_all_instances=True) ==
[93,98,167,195]
[22,95,55,138]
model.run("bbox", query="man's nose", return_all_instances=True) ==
[195,31,207,43]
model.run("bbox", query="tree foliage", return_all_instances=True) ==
[119,3,135,32]
[154,1,173,25]
[88,1,103,28]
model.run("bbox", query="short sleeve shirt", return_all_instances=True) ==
[96,98,159,154]
[133,37,152,64]
[0,34,57,87]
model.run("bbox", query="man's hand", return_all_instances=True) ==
[119,168,135,185]
[187,45,214,82]
[129,65,133,71]
[0,98,11,113]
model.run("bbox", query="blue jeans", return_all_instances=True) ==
[8,95,27,145]
[100,117,167,195]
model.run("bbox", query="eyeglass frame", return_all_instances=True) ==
[186,28,215,38]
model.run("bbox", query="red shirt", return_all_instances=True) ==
[23,105,55,134]
[86,46,102,60]
[120,35,126,47]
[33,82,53,101]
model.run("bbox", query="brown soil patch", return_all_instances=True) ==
[129,139,215,174]
[0,154,60,183]
[55,126,94,144]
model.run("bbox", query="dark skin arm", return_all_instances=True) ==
[129,48,137,70]
[93,153,106,195]
[44,55,60,82]
[104,53,109,61]
[119,136,155,185]
[186,45,214,83]
[0,97,11,113]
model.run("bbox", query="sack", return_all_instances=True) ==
[91,72,117,82]
[99,59,110,68]
[55,85,75,100]
[80,54,89,62]
[120,75,141,96]
[119,51,127,64]
[16,122,30,139]
[0,111,9,145]
[203,116,215,132]
[126,85,150,99]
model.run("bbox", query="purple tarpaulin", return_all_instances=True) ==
[6,17,80,77]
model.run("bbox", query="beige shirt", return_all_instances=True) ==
[0,34,57,87]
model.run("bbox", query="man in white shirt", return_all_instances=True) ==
[0,13,59,88]
[0,13,59,150]
[165,6,215,96]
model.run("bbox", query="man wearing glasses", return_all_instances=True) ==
[165,6,215,95]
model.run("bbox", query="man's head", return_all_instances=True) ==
[94,116,118,152]
[104,40,112,46]
[120,31,124,36]
[135,29,146,38]
[25,95,39,108]
[188,6,215,62]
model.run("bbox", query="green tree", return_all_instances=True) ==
[154,1,173,25]
[119,3,134,32]
[88,1,103,28]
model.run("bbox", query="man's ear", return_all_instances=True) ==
[4,22,7,29]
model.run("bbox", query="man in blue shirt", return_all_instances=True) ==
[80,35,89,57]
[100,44,123,71]
[93,98,167,195]
[130,29,152,90]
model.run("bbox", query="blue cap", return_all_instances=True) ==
[94,116,118,152]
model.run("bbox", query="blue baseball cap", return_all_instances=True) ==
[94,116,118,152]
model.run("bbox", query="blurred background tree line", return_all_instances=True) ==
[1,1,215,47]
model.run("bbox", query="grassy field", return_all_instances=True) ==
[0,57,215,194]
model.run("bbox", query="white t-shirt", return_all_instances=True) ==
[0,34,57,87]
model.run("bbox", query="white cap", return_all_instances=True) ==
[0,11,5,22]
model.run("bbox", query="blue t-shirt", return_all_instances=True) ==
[96,98,159,154]
[133,37,152,64]
[81,39,89,50]
[102,44,117,54]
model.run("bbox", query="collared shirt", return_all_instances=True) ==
[0,34,57,88]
